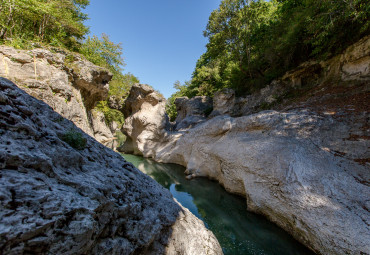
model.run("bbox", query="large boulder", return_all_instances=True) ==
[174,96,212,130]
[0,46,116,147]
[174,96,212,122]
[0,78,222,255]
[210,88,235,117]
[89,109,117,149]
[120,84,169,157]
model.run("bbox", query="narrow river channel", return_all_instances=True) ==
[122,154,314,255]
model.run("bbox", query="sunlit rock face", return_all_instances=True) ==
[0,46,117,148]
[0,78,223,255]
[120,37,370,255]
[155,111,369,255]
[120,83,170,157]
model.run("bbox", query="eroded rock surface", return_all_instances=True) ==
[0,78,222,255]
[209,89,235,117]
[121,84,170,157]
[0,46,116,148]
[120,37,370,255]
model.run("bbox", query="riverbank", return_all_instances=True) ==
[119,36,370,254]
[123,154,314,255]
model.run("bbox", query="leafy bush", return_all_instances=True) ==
[95,101,125,127]
[165,80,202,121]
[166,96,178,122]
[60,130,87,150]
[114,130,126,147]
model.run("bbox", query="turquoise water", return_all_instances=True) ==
[122,154,315,255]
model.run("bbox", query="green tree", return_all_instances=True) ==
[170,0,369,101]
[192,0,278,95]
[80,33,131,98]
[166,80,195,121]
[0,0,89,49]
[0,0,141,129]
[80,34,140,126]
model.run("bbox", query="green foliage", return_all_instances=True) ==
[0,0,89,50]
[114,130,126,147]
[81,34,139,124]
[95,101,125,127]
[166,80,197,122]
[60,129,87,150]
[109,72,139,98]
[80,34,127,96]
[80,33,124,72]
[166,95,178,122]
[170,0,369,100]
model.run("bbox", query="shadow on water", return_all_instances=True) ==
[122,154,315,255]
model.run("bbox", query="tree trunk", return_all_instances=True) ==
[0,0,15,39]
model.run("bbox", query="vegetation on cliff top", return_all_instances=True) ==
[0,0,137,127]
[167,0,369,120]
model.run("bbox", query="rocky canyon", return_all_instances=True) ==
[120,36,370,254]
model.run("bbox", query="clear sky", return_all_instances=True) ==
[85,0,222,98]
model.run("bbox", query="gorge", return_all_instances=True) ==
[0,77,223,254]
[123,154,314,255]
[119,36,370,255]
[0,35,368,255]
[1,0,369,254]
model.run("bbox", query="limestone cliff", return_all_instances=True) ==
[0,78,223,254]
[0,46,117,149]
[120,36,370,254]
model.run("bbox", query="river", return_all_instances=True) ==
[122,154,314,255]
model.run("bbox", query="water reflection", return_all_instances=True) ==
[122,154,314,255]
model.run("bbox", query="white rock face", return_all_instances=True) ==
[121,84,170,157]
[89,109,117,149]
[156,112,369,254]
[123,107,370,254]
[120,37,370,255]
[0,78,222,255]
[0,46,116,148]
[210,89,235,116]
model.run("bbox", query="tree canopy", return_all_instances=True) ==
[169,0,369,103]
[0,0,90,50]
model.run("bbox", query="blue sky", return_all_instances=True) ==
[85,0,222,98]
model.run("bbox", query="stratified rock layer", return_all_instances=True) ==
[0,78,222,255]
[0,46,117,148]
[120,37,370,254]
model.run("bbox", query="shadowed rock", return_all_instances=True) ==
[0,45,117,149]
[174,96,212,130]
[0,78,223,255]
